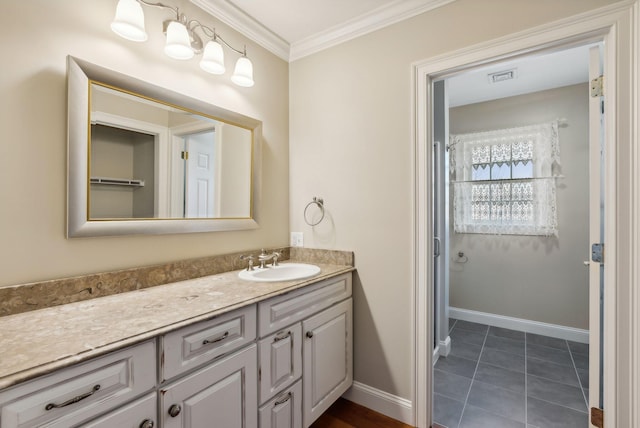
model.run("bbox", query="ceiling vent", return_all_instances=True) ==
[488,69,517,83]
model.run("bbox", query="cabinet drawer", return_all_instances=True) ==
[0,341,156,428]
[259,380,302,428]
[78,392,156,428]
[258,273,351,336]
[161,305,256,381]
[258,323,302,404]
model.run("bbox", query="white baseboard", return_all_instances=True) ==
[341,381,413,425]
[439,335,451,357]
[449,307,589,344]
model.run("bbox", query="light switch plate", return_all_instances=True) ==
[290,232,303,247]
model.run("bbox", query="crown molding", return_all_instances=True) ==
[193,0,455,62]
[191,0,291,61]
[290,0,456,61]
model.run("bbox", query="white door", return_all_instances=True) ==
[185,130,216,218]
[588,44,605,425]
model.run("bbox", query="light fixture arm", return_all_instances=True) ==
[188,20,246,56]
[137,0,179,18]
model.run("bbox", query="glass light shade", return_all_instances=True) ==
[200,40,226,75]
[164,21,194,60]
[111,0,147,42]
[231,57,254,87]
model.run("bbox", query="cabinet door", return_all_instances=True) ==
[259,323,302,404]
[77,393,156,428]
[302,298,353,427]
[259,380,302,428]
[160,344,257,428]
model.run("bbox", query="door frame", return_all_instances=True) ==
[411,2,639,427]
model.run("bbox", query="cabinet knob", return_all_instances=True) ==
[306,331,314,338]
[168,404,182,417]
[139,419,155,428]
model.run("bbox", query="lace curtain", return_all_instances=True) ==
[450,121,560,236]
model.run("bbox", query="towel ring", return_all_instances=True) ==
[304,197,325,226]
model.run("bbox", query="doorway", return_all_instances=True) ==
[430,43,600,427]
[409,8,636,421]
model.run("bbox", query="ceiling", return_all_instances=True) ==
[447,43,595,107]
[192,0,455,61]
[192,0,594,106]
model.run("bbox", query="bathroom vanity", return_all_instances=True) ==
[0,263,353,428]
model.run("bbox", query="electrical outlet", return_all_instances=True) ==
[290,232,304,247]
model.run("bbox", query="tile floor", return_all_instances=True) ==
[433,319,590,428]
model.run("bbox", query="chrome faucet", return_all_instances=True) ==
[239,254,255,271]
[258,249,280,268]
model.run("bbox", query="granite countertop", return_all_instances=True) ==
[0,263,354,390]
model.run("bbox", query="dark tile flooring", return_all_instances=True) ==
[434,319,589,428]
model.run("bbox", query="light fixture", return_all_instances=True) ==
[111,0,147,41]
[111,0,254,87]
[231,55,255,87]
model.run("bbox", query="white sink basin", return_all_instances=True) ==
[238,263,321,282]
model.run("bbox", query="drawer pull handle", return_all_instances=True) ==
[139,419,155,428]
[274,331,291,342]
[203,331,229,345]
[168,404,182,417]
[45,384,100,410]
[306,331,314,338]
[274,392,292,406]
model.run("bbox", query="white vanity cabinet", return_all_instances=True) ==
[258,273,353,428]
[0,341,156,428]
[0,269,353,428]
[258,323,302,404]
[158,305,258,428]
[159,345,258,428]
[258,380,302,428]
[79,393,157,428]
[302,298,353,426]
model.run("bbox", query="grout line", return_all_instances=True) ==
[527,395,590,414]
[456,326,489,428]
[567,340,590,410]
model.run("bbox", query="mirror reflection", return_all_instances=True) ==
[89,83,253,220]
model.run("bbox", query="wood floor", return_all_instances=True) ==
[310,399,445,428]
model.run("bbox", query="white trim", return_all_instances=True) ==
[449,307,589,344]
[412,2,638,427]
[191,0,290,61]
[289,0,456,62]
[439,335,451,357]
[342,381,413,425]
[432,346,440,364]
[192,0,455,62]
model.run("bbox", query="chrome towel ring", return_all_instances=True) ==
[304,197,325,226]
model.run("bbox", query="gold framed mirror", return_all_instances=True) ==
[67,56,262,237]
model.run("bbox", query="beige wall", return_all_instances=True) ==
[0,0,289,287]
[449,84,590,329]
[289,0,620,400]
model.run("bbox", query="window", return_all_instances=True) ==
[450,122,560,236]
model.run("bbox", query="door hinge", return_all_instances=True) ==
[591,75,604,97]
[181,151,189,160]
[590,407,604,428]
[592,243,604,264]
